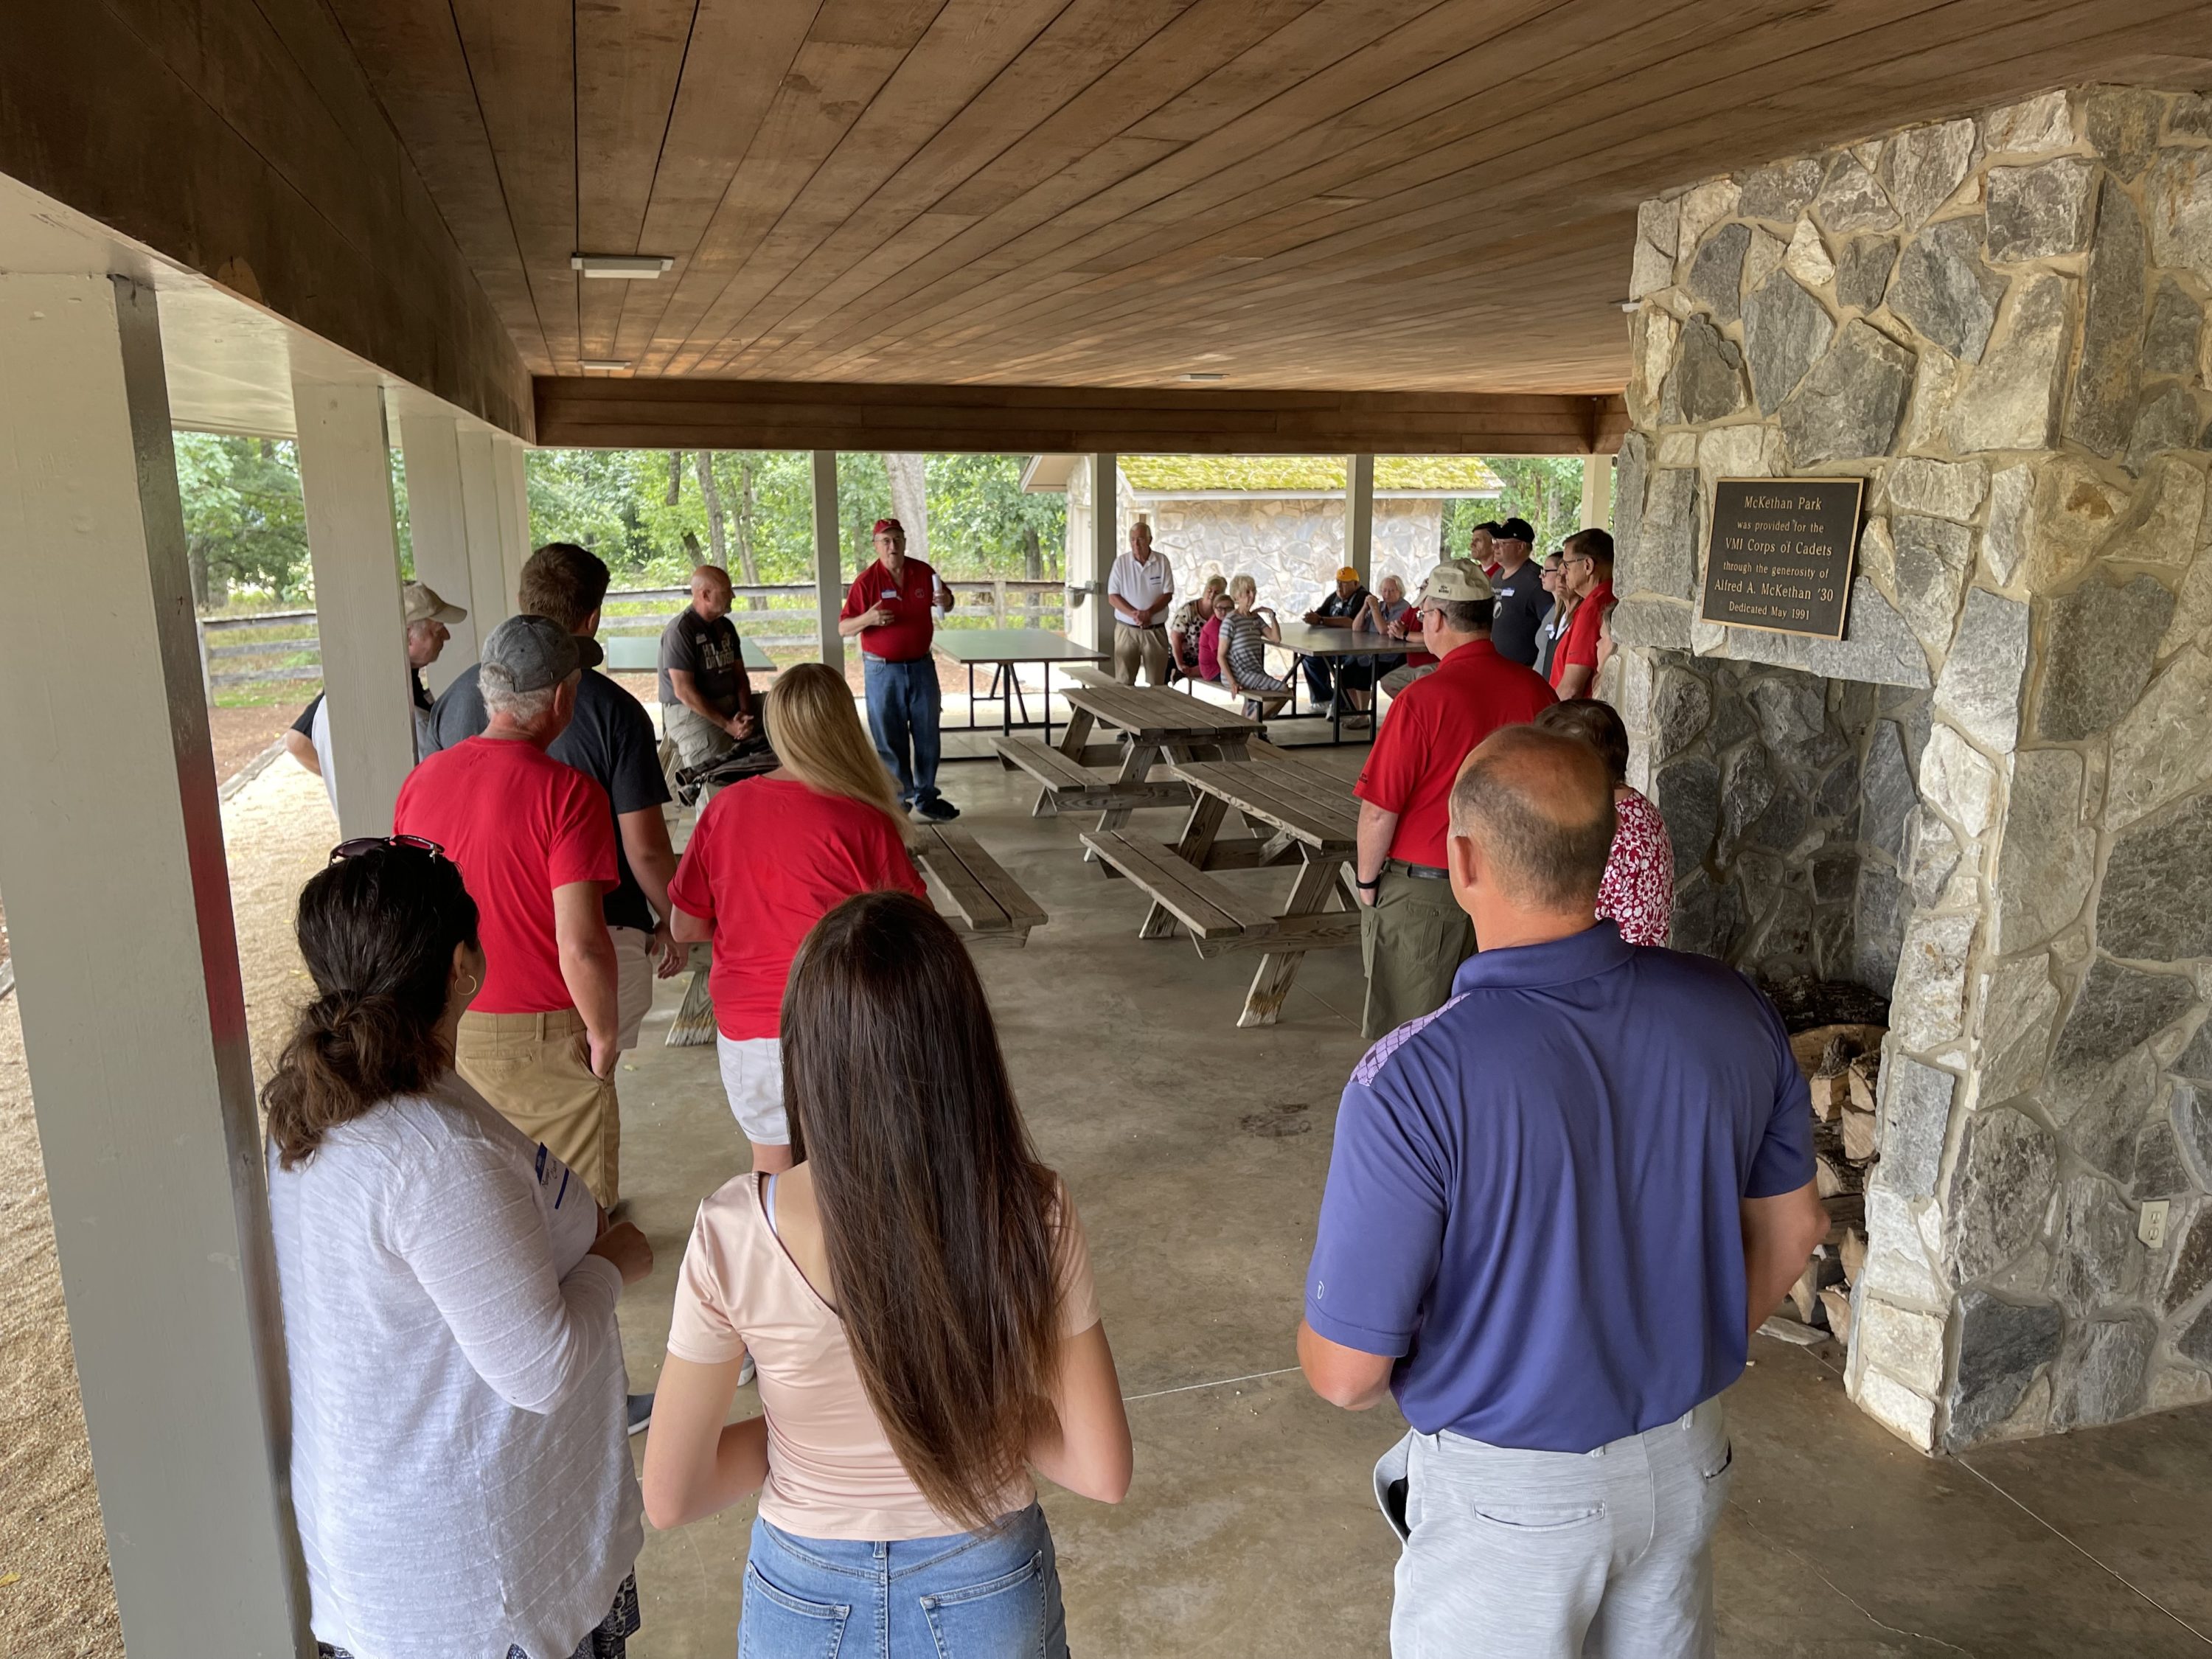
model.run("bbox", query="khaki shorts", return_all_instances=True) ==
[1360,868,1475,1040]
[610,924,655,1052]
[456,1007,621,1209]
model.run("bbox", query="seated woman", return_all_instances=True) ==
[1168,574,1228,683]
[642,891,1133,1659]
[1218,572,1292,719]
[265,839,653,1659]
[667,660,925,1175]
[1534,699,1674,947]
[1197,591,1234,686]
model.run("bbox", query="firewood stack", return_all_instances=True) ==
[1771,1023,1885,1346]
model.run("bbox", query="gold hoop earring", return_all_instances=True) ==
[459,973,480,996]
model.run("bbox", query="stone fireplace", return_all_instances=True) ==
[1606,86,2212,1450]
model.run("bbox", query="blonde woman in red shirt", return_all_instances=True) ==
[667,661,925,1174]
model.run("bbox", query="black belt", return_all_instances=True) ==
[1385,858,1450,880]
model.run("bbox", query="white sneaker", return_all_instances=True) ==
[739,1355,757,1388]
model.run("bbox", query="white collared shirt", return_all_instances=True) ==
[1109,549,1175,625]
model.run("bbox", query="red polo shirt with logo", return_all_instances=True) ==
[1551,579,1615,695]
[841,557,940,663]
[1355,639,1557,869]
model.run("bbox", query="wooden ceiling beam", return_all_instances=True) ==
[534,378,1627,455]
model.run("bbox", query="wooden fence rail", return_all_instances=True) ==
[198,580,1067,689]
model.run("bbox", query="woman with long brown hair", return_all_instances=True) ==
[642,891,1132,1658]
[667,659,925,1174]
[263,839,655,1659]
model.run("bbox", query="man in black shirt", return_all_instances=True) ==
[658,564,757,779]
[429,543,683,1057]
[1486,516,1553,668]
[284,580,465,812]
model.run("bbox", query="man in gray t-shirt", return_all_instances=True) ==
[658,563,757,773]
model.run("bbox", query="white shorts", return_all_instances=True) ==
[716,1034,788,1147]
[610,925,655,1052]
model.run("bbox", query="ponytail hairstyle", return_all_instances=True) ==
[781,891,1060,1532]
[262,844,479,1168]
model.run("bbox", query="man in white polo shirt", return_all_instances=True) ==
[1108,519,1176,686]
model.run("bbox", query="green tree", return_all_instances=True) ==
[925,453,1065,578]
[1441,457,1591,558]
[173,432,313,605]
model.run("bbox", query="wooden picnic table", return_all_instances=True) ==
[996,681,1260,832]
[1082,750,1363,1027]
[602,631,775,675]
[931,627,1107,743]
[1262,622,1405,742]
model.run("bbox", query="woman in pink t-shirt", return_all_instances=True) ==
[642,893,1133,1658]
[1536,699,1674,947]
[667,662,924,1175]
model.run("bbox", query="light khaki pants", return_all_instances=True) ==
[610,925,654,1051]
[456,1007,621,1208]
[1113,623,1171,686]
[1360,868,1475,1040]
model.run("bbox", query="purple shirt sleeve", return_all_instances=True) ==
[1303,1074,1447,1357]
[1744,992,1817,1199]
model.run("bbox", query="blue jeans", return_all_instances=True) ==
[862,656,942,808]
[740,1504,1068,1658]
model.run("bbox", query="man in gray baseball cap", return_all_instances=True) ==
[394,611,628,1208]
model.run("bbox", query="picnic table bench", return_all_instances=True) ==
[911,824,1048,945]
[995,681,1259,830]
[1081,751,1363,1027]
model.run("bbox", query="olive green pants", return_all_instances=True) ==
[1360,869,1475,1040]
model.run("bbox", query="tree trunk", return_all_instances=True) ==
[883,452,929,565]
[695,451,729,577]
[727,453,766,610]
[667,451,684,507]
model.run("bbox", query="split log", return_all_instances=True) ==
[1847,1058,1879,1117]
[1840,1227,1868,1284]
[1821,1192,1865,1247]
[1819,1286,1855,1347]
[1815,1152,1865,1197]
[1809,1072,1848,1121]
[1842,1106,1879,1163]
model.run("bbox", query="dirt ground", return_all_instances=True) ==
[207,699,304,786]
[0,763,334,1658]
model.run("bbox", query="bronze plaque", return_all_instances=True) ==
[1698,477,1864,639]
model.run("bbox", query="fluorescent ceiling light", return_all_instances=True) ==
[571,254,674,279]
[579,360,630,372]
[1182,372,1228,382]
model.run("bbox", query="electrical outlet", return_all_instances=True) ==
[2139,1200,2171,1251]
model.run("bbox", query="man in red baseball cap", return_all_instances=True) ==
[837,518,959,820]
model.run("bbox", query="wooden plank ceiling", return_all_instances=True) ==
[328,0,2212,395]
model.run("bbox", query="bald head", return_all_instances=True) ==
[1449,724,1616,914]
[690,564,733,621]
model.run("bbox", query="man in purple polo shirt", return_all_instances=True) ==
[1298,725,1826,1658]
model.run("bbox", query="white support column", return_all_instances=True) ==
[291,374,415,838]
[1346,453,1376,585]
[396,413,477,689]
[811,451,844,670]
[494,434,532,611]
[1580,451,1614,533]
[0,275,305,1655]
[456,428,512,629]
[1079,452,1118,655]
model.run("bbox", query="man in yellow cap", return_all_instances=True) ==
[1299,563,1374,717]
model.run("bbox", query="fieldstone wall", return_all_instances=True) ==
[1138,497,1443,607]
[1613,85,2212,1451]
[1611,653,1927,990]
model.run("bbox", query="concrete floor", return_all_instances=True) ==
[610,734,2212,1658]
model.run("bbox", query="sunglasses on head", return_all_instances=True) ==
[330,833,448,864]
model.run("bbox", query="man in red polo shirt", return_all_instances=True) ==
[1551,527,1616,700]
[393,614,625,1205]
[1352,563,1556,1038]
[838,516,959,821]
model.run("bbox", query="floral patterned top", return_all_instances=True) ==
[1600,787,1673,947]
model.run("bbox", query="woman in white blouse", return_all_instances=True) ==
[263,837,654,1659]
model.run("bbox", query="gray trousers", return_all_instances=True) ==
[1375,1397,1731,1659]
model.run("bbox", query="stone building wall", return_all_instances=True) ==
[1138,497,1444,607]
[1610,85,2212,1450]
